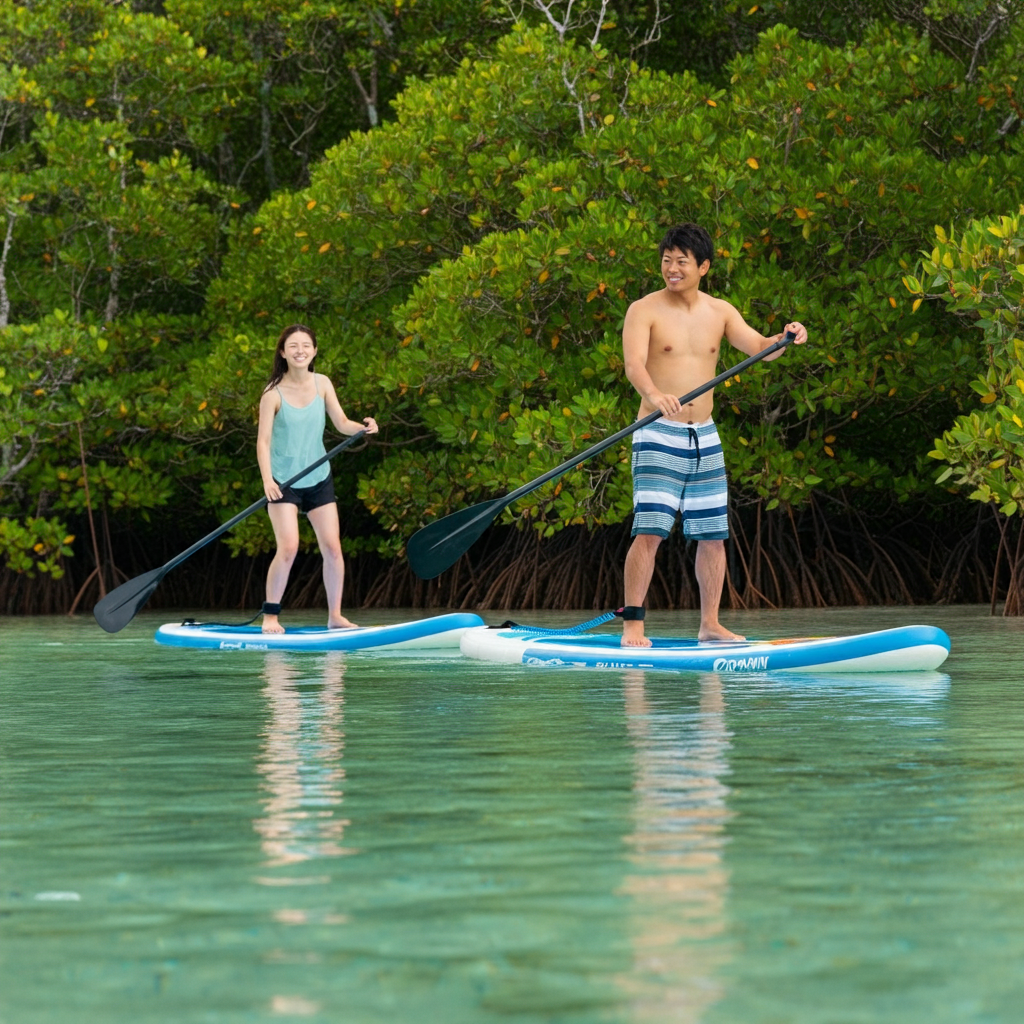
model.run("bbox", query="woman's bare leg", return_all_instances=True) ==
[308,502,356,628]
[263,502,300,633]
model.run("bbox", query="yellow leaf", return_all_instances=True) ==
[989,458,1007,469]
[824,446,834,457]
[306,200,317,210]
[470,358,480,372]
[603,114,615,125]
[551,335,560,350]
[198,400,208,411]
[1013,415,1023,428]
[85,97,95,107]
[746,157,759,169]
[878,182,885,197]
[794,207,810,219]
[554,247,570,256]
[888,387,896,396]
[888,296,897,308]
[538,269,549,283]
[318,242,331,254]
[980,392,997,403]
[252,226,262,235]
[706,98,717,107]
[912,298,922,313]
[295,231,307,237]
[806,81,816,91]
[563,407,572,417]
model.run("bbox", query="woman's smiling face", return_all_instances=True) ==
[280,330,316,367]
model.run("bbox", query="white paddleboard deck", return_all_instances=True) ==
[156,612,485,652]
[460,624,951,673]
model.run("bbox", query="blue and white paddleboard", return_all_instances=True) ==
[460,624,951,674]
[156,612,485,652]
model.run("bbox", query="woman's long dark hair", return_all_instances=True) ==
[264,323,318,393]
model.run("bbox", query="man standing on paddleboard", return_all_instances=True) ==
[620,223,807,647]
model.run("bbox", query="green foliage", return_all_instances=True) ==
[0,516,75,578]
[2,4,1023,591]
[915,208,1024,516]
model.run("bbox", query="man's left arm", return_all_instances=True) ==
[723,304,807,359]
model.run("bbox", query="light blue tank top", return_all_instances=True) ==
[269,377,330,487]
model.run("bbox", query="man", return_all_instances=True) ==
[620,223,807,647]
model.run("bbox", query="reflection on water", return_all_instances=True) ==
[768,670,951,702]
[619,671,734,1022]
[253,652,356,875]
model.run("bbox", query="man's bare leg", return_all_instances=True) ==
[622,533,662,647]
[695,539,744,641]
[309,502,357,629]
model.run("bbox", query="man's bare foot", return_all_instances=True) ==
[621,621,652,648]
[261,615,286,634]
[698,624,745,642]
[328,615,358,630]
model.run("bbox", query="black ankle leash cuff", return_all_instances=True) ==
[262,602,282,616]
[616,605,645,621]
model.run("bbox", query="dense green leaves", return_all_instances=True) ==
[917,209,1024,517]
[1,2,1022,595]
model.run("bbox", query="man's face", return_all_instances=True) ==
[660,247,709,290]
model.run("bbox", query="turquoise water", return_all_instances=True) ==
[1,605,1021,1023]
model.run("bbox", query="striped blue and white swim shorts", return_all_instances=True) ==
[630,417,729,540]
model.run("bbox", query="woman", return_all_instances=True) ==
[256,324,378,633]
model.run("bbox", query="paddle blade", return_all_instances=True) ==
[406,499,502,579]
[92,566,166,633]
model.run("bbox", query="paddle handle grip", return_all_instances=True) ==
[164,430,367,573]
[501,330,797,507]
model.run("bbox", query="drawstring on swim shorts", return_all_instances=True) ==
[687,426,700,465]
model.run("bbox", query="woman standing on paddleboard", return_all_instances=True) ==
[256,324,378,634]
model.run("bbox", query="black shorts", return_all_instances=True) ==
[270,474,336,514]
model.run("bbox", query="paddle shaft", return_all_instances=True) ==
[159,431,367,577]
[495,330,796,512]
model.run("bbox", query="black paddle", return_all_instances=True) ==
[93,431,367,633]
[407,330,797,579]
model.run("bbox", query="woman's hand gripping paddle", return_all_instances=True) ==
[406,331,797,579]
[93,431,367,633]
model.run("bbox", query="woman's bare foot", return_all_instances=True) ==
[261,615,286,634]
[328,615,358,630]
[621,621,652,648]
[698,624,745,642]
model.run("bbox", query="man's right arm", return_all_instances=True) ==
[623,300,682,418]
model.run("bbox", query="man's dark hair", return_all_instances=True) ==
[658,223,714,268]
